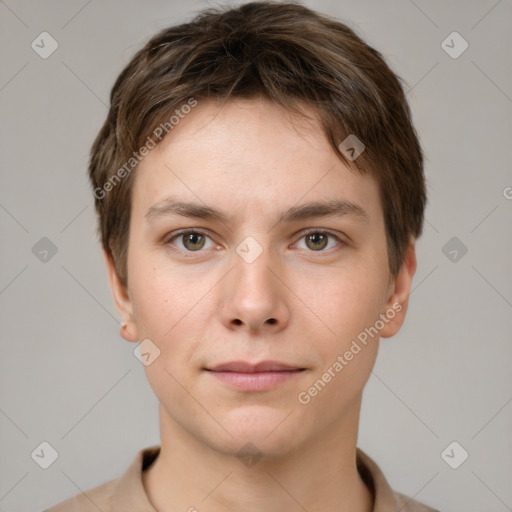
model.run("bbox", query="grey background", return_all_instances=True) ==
[1,1,511,511]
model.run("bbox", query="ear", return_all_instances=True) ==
[379,238,417,339]
[103,249,138,342]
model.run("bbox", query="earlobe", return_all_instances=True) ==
[119,321,138,342]
[103,249,139,342]
[379,238,417,339]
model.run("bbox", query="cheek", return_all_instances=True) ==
[128,263,205,406]
[293,260,389,349]
[130,275,170,338]
[128,243,201,334]
[293,268,384,411]
[127,249,218,375]
[131,272,196,343]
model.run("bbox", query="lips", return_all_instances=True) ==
[205,360,306,392]
[207,360,304,373]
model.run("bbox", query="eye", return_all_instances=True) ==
[168,230,216,252]
[294,229,344,252]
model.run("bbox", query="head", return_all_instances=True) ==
[90,2,426,457]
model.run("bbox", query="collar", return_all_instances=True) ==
[110,445,435,512]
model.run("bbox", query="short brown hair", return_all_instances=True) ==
[89,1,426,286]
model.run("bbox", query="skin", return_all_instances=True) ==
[105,97,417,512]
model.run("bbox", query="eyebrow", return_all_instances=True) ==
[145,196,368,225]
[276,199,368,224]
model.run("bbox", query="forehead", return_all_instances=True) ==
[132,98,382,225]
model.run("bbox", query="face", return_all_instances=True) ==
[106,98,416,458]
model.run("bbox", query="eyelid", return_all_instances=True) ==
[166,228,211,241]
[297,227,344,239]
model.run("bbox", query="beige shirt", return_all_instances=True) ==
[44,446,439,512]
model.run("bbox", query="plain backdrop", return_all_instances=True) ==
[1,1,511,511]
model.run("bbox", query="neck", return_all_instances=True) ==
[143,402,373,512]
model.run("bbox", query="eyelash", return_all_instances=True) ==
[165,228,346,255]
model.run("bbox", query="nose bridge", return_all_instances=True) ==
[219,236,289,331]
[234,242,274,297]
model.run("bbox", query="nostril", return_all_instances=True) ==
[231,318,277,326]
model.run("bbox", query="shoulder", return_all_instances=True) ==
[42,478,116,512]
[356,448,441,512]
[42,445,160,512]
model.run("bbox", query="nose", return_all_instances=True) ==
[218,245,290,334]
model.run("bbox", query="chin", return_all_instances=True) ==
[210,433,302,462]
[204,406,307,459]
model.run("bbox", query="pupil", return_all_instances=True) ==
[308,233,327,250]
[185,233,204,250]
